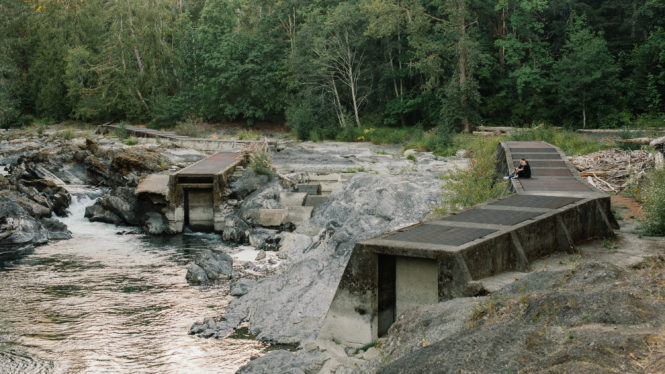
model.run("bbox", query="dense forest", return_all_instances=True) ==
[1,0,664,138]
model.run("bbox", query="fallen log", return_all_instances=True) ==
[617,137,652,145]
[649,135,665,147]
[579,171,607,177]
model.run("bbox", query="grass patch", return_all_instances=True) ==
[508,126,612,155]
[123,137,138,146]
[638,169,665,236]
[437,135,509,215]
[354,340,379,354]
[236,129,261,140]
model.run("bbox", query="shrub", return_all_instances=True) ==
[174,116,204,138]
[124,137,138,146]
[638,169,665,236]
[249,140,273,175]
[115,122,129,140]
[237,129,260,140]
[437,136,509,215]
[57,128,75,140]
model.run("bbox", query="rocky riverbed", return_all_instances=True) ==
[237,195,665,373]
[4,127,663,373]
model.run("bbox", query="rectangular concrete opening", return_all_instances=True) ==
[377,255,396,337]
[185,189,214,231]
[395,257,438,317]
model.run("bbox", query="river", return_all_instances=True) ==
[0,190,263,373]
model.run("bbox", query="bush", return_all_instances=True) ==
[237,129,260,140]
[115,122,129,140]
[174,116,204,138]
[437,136,509,215]
[124,137,138,146]
[249,140,273,175]
[639,169,665,236]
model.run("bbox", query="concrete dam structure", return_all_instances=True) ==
[318,141,618,346]
[136,151,246,233]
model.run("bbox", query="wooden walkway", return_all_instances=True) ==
[176,151,243,178]
[97,123,282,152]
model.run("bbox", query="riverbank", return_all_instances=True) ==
[3,124,664,373]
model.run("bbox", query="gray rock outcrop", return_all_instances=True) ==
[185,250,234,285]
[194,173,444,344]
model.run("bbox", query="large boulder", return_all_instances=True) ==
[231,169,272,200]
[41,217,72,240]
[103,194,137,225]
[84,188,138,226]
[22,179,71,217]
[84,202,125,225]
[185,250,234,285]
[142,211,172,235]
[248,228,280,251]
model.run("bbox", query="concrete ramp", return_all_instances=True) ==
[318,141,618,346]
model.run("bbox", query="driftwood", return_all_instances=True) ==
[571,149,654,193]
[617,137,653,145]
[579,171,607,177]
[650,135,665,147]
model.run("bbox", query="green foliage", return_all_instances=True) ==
[115,123,129,140]
[553,16,619,128]
[438,136,509,215]
[509,126,611,155]
[124,137,139,146]
[174,117,204,138]
[249,142,273,176]
[639,169,665,236]
[236,129,260,140]
[4,0,665,131]
[57,128,75,140]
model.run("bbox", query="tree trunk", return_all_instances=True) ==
[458,0,471,133]
[349,63,361,127]
[331,76,346,128]
[582,102,587,129]
[125,0,144,74]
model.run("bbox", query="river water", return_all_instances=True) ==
[0,191,263,373]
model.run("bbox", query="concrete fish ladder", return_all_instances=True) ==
[318,141,618,346]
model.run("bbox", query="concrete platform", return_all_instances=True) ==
[305,195,329,209]
[318,141,618,346]
[297,183,321,195]
[280,192,307,207]
[135,174,169,197]
[258,209,288,227]
[285,206,314,225]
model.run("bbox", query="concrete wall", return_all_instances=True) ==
[395,257,438,317]
[187,189,214,231]
[318,142,618,347]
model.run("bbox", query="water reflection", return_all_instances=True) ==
[0,194,263,373]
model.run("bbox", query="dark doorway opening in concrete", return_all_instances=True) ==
[185,189,214,232]
[378,255,396,336]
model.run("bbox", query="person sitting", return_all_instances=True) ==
[504,158,531,179]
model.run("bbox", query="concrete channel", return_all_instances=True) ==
[318,141,618,346]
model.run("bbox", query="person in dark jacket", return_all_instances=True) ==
[504,158,531,179]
